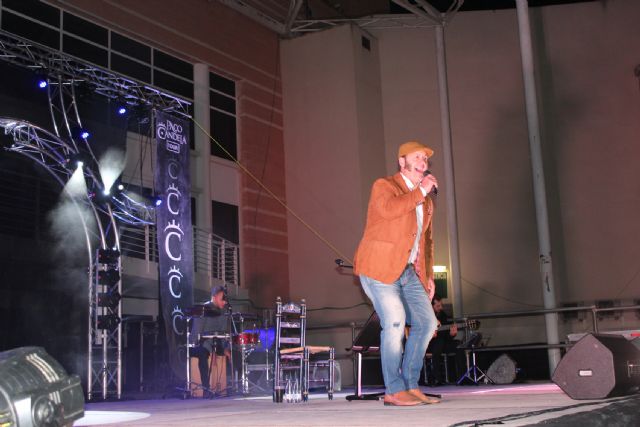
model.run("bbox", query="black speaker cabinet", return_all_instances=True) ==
[552,334,640,399]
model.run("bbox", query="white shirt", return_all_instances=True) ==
[400,173,427,265]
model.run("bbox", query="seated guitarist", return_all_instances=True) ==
[427,294,461,385]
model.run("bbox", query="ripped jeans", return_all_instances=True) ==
[360,266,437,395]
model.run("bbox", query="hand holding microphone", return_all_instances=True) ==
[421,170,438,196]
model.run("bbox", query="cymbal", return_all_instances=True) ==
[184,305,225,317]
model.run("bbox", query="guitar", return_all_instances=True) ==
[436,319,480,334]
[404,319,480,339]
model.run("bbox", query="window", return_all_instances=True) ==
[211,201,238,244]
[154,50,192,80]
[63,12,108,46]
[3,0,59,27]
[210,72,235,97]
[111,32,151,62]
[111,53,151,83]
[154,69,193,100]
[1,11,59,49]
[0,1,195,102]
[63,34,108,67]
[210,110,237,160]
[209,72,237,160]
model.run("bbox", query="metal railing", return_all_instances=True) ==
[306,303,640,359]
[120,224,239,289]
[458,304,640,336]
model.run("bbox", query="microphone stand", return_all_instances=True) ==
[223,284,236,394]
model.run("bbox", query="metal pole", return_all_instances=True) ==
[193,63,212,233]
[434,23,463,317]
[139,322,144,393]
[515,0,560,373]
[351,323,357,393]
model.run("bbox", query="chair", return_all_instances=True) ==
[345,311,384,401]
[273,297,335,401]
[423,351,458,385]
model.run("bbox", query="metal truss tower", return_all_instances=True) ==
[0,29,191,399]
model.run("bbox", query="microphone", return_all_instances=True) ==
[423,170,438,196]
[335,259,353,269]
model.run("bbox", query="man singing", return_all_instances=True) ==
[354,141,439,406]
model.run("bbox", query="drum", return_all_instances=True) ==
[233,331,260,346]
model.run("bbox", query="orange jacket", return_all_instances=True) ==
[354,172,434,291]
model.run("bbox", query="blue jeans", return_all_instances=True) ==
[360,266,437,395]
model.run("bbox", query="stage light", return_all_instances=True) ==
[153,196,163,207]
[71,126,90,140]
[117,106,127,115]
[102,177,124,198]
[0,347,84,427]
[35,73,49,89]
[98,290,121,310]
[65,152,89,170]
[102,185,123,196]
[97,314,121,330]
[97,248,120,265]
[89,190,112,204]
[97,269,120,287]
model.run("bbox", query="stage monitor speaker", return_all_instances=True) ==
[552,334,640,400]
[310,361,342,392]
[487,353,517,384]
[0,347,84,427]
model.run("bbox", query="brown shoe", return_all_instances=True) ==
[408,388,441,404]
[383,390,425,406]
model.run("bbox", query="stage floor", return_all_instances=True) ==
[76,383,638,427]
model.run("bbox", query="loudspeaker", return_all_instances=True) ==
[0,347,84,427]
[552,334,640,399]
[487,353,517,384]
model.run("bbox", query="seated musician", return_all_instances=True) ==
[190,285,230,395]
[427,294,461,385]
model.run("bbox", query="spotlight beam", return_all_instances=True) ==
[1,118,155,225]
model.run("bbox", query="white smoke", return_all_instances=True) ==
[47,188,98,381]
[48,191,97,264]
[98,148,126,194]
[64,166,88,198]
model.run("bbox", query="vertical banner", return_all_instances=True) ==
[155,111,194,381]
